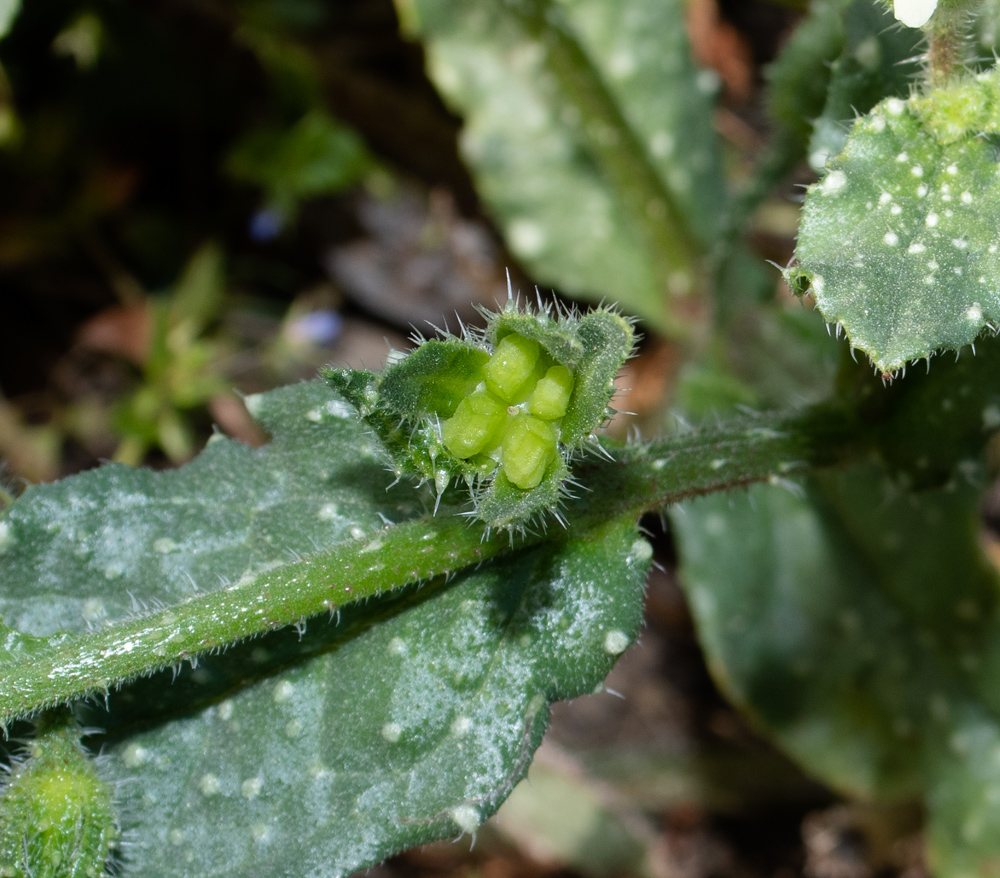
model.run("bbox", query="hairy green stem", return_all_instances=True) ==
[0,406,861,725]
[925,2,971,88]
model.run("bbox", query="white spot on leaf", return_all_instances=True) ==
[273,681,294,703]
[649,130,674,158]
[450,716,473,736]
[122,744,150,768]
[603,630,630,655]
[630,538,653,563]
[508,220,547,257]
[241,777,263,800]
[82,598,106,623]
[821,170,847,195]
[450,804,481,835]
[317,503,339,520]
[198,773,221,796]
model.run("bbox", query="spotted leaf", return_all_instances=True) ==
[788,69,1000,374]
[0,376,651,876]
[96,516,649,878]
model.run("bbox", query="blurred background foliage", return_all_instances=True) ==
[0,0,810,483]
[0,0,511,482]
[0,1,934,875]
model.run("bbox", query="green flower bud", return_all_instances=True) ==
[502,416,558,489]
[485,334,542,403]
[528,364,574,421]
[442,390,508,459]
[323,298,635,530]
[0,718,118,878]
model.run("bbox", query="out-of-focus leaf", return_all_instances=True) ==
[169,242,225,334]
[807,0,921,171]
[51,12,103,70]
[493,752,659,878]
[672,463,1000,876]
[766,0,852,145]
[399,0,724,334]
[677,301,842,417]
[0,395,61,483]
[0,0,19,41]
[226,110,370,217]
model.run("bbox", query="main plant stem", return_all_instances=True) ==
[924,2,973,88]
[0,405,861,725]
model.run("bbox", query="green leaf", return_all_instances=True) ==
[168,242,226,334]
[399,0,722,334]
[672,463,1000,875]
[225,110,369,216]
[766,0,852,145]
[789,68,1000,373]
[97,517,649,877]
[677,301,843,417]
[871,330,1000,485]
[806,0,921,171]
[0,381,422,639]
